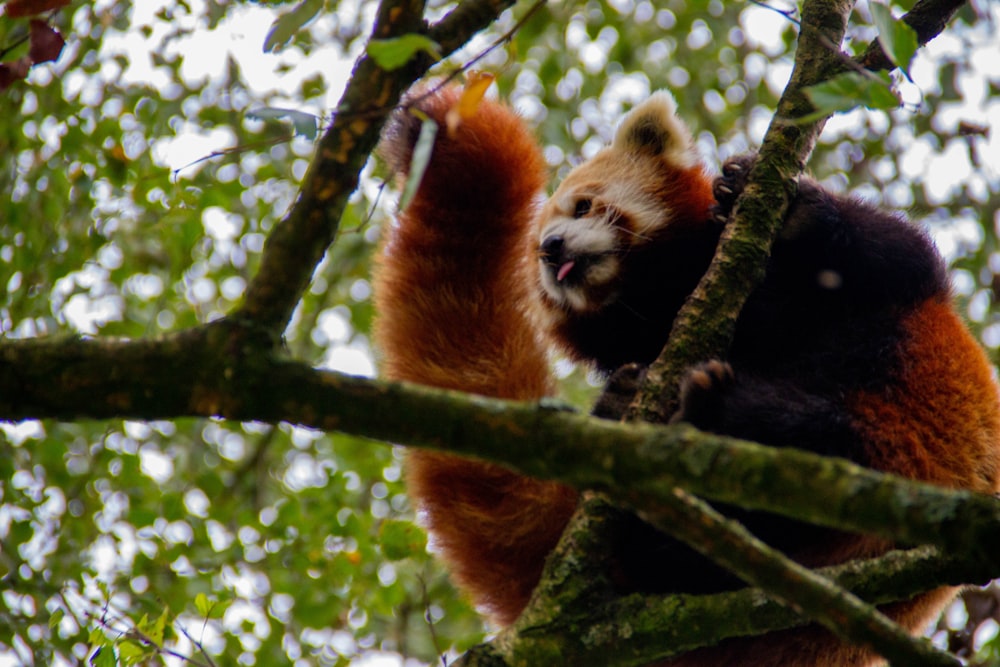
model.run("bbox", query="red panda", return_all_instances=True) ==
[372,85,1000,666]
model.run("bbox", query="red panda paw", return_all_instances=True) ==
[592,363,648,420]
[671,359,735,427]
[711,154,757,224]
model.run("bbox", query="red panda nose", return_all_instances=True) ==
[540,236,578,283]
[540,235,566,263]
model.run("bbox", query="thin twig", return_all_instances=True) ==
[747,0,801,24]
[416,573,449,667]
[171,134,292,179]
[178,620,219,667]
[88,609,214,667]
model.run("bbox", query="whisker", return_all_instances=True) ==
[616,226,652,242]
[614,295,649,322]
[604,209,653,242]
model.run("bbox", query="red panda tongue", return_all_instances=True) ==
[556,261,575,282]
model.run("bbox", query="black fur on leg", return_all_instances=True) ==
[592,363,647,420]
[711,154,756,224]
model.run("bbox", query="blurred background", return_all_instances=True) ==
[2,1,999,665]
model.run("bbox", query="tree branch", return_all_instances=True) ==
[2,326,997,664]
[3,333,999,567]
[457,543,983,666]
[639,490,959,667]
[610,0,969,658]
[234,0,517,337]
[855,0,966,72]
[625,0,860,424]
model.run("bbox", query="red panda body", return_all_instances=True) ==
[373,86,1000,665]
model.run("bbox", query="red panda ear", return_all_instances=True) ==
[612,91,698,168]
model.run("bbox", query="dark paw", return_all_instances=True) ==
[670,360,735,427]
[711,154,757,224]
[380,87,456,177]
[592,363,647,420]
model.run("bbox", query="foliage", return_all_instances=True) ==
[0,0,998,665]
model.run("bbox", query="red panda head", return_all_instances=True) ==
[534,91,713,317]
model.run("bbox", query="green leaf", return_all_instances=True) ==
[194,592,212,617]
[398,115,438,212]
[870,2,919,79]
[194,593,229,619]
[246,107,320,140]
[137,608,169,645]
[8,519,33,547]
[366,34,441,71]
[263,0,323,53]
[379,520,426,561]
[116,640,147,663]
[48,608,65,630]
[803,71,898,120]
[299,73,326,100]
[89,646,116,667]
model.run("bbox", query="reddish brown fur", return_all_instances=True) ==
[373,88,578,624]
[374,87,1000,664]
[659,296,1000,667]
[850,298,1000,492]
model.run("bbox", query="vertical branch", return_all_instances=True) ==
[236,0,428,337]
[626,0,858,424]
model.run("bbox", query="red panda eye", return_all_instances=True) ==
[573,199,592,219]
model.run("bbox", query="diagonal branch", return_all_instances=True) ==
[855,0,967,72]
[458,544,983,667]
[625,0,860,424]
[639,490,959,667]
[235,0,517,337]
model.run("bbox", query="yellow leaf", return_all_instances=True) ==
[446,72,495,136]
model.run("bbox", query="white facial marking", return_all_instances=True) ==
[537,212,621,312]
[542,217,616,256]
[602,179,669,237]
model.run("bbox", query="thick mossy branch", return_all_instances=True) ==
[0,326,216,419]
[640,490,959,667]
[456,545,982,667]
[1,329,997,665]
[3,334,999,569]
